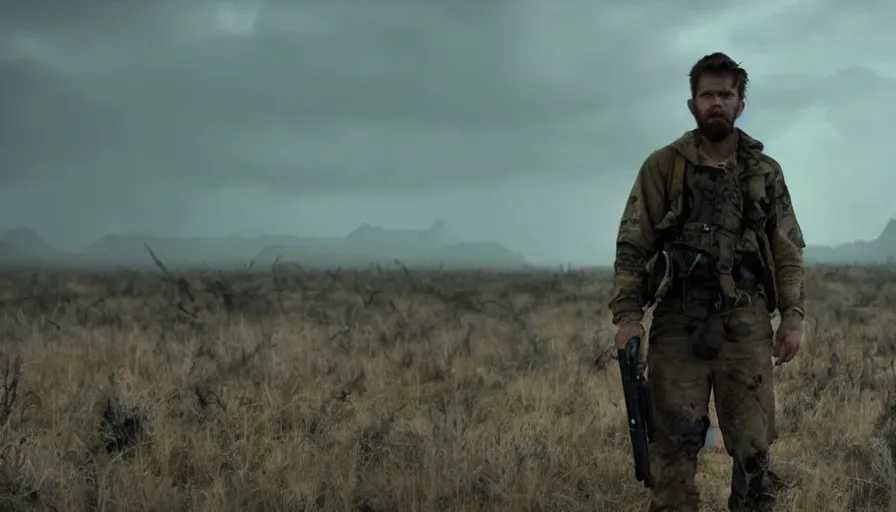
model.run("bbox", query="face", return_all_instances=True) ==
[687,73,744,143]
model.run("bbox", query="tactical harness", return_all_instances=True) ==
[647,151,775,319]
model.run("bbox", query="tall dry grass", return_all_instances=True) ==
[0,262,894,511]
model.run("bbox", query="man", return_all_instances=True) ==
[607,52,805,511]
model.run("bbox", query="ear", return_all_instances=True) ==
[687,98,696,116]
[735,100,745,120]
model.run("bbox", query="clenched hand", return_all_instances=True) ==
[614,322,645,350]
[773,310,803,365]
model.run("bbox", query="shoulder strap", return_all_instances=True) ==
[667,151,686,206]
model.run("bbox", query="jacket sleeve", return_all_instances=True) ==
[607,149,672,326]
[766,160,806,321]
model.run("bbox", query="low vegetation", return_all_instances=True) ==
[0,260,894,511]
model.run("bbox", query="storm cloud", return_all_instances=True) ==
[2,0,895,263]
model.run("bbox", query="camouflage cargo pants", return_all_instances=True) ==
[646,288,780,512]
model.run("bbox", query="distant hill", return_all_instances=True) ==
[2,228,55,259]
[0,228,79,267]
[0,220,527,269]
[805,219,896,265]
[256,220,526,268]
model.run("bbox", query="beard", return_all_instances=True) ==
[695,110,735,142]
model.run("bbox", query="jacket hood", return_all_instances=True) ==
[669,128,765,164]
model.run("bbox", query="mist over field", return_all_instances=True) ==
[3,0,896,267]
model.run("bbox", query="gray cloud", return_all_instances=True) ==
[2,0,895,261]
[0,0,715,189]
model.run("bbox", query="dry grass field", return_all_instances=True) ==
[0,261,894,512]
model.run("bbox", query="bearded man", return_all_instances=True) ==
[608,52,806,511]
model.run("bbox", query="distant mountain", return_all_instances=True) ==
[805,219,896,265]
[256,220,526,268]
[2,228,56,259]
[0,227,78,267]
[343,219,459,258]
[0,220,527,269]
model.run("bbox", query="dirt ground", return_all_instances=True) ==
[0,263,893,512]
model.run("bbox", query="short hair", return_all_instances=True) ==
[688,52,749,100]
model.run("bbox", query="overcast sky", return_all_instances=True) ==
[2,0,895,264]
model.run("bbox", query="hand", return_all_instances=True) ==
[614,322,644,350]
[773,311,803,365]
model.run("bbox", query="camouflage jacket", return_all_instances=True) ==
[607,128,805,327]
